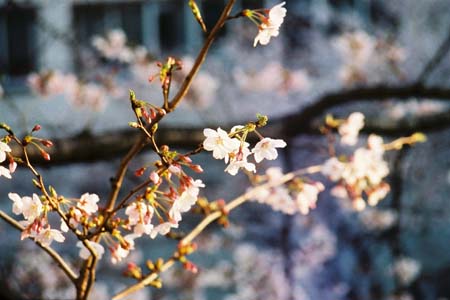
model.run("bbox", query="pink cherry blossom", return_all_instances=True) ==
[252,137,287,163]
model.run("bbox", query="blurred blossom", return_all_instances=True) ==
[391,257,421,286]
[359,208,398,231]
[235,62,311,94]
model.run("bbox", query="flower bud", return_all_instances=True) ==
[32,124,42,132]
[40,150,51,161]
[40,139,54,147]
[183,261,198,274]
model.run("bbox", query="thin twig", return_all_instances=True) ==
[167,0,236,111]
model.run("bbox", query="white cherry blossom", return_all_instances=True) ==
[0,141,11,163]
[338,112,365,146]
[77,193,100,215]
[9,193,24,215]
[170,178,205,222]
[295,182,325,215]
[150,222,175,239]
[35,227,65,247]
[225,147,256,176]
[203,128,240,163]
[252,137,287,163]
[20,194,43,222]
[77,240,105,260]
[0,166,11,179]
[321,157,345,181]
[253,2,287,47]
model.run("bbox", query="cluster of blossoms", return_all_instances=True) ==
[203,124,287,176]
[333,30,407,85]
[243,2,287,47]
[250,167,324,215]
[322,113,390,210]
[91,29,142,64]
[234,62,311,95]
[0,141,16,179]
[8,193,65,247]
[28,70,108,111]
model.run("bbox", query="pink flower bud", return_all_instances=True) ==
[40,139,54,147]
[32,124,41,132]
[9,160,17,173]
[190,164,203,173]
[40,150,51,161]
[183,261,198,274]
[135,167,146,177]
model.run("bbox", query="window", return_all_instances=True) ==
[158,0,186,53]
[202,0,227,38]
[0,3,36,77]
[72,1,143,48]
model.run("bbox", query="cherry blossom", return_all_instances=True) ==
[169,179,205,222]
[338,112,365,145]
[35,227,65,247]
[150,222,174,239]
[77,193,100,215]
[224,147,256,176]
[0,141,11,163]
[125,201,154,236]
[77,240,105,260]
[252,137,287,163]
[295,182,325,215]
[111,234,138,264]
[321,157,345,181]
[19,194,43,223]
[203,128,240,162]
[0,166,11,179]
[251,2,287,47]
[391,257,421,285]
[8,193,24,215]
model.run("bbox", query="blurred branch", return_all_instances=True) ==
[416,24,450,83]
[0,209,78,283]
[279,84,450,137]
[9,84,450,165]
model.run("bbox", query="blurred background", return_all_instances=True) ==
[1,0,450,299]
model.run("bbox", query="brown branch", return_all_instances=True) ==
[278,84,450,137]
[0,209,78,283]
[167,0,236,111]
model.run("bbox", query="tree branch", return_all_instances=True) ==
[0,209,78,283]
